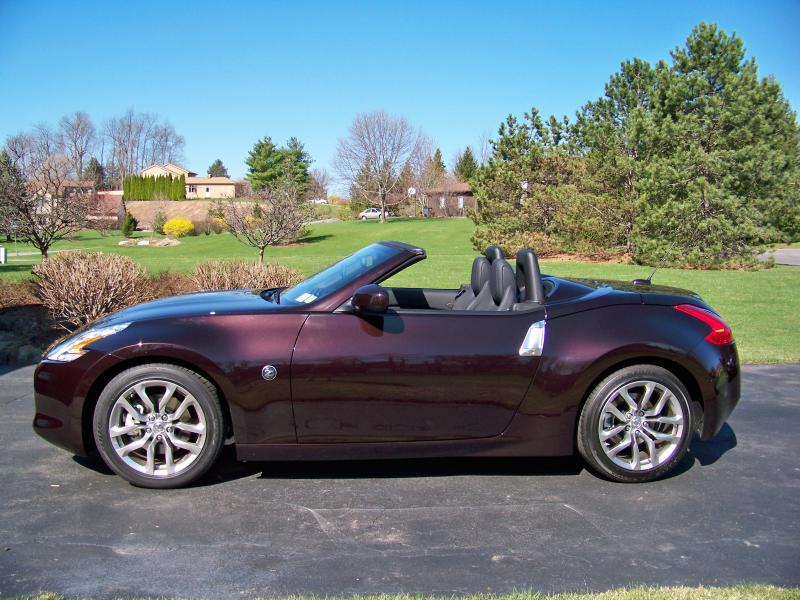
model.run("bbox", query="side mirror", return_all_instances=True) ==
[351,284,389,314]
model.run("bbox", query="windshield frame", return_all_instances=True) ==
[279,242,425,310]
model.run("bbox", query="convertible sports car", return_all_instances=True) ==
[33,241,740,488]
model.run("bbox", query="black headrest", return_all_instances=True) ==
[485,245,505,262]
[470,256,491,295]
[490,259,516,304]
[515,248,545,304]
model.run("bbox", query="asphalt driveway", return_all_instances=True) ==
[1,364,798,599]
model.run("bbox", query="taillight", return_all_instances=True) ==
[674,304,734,345]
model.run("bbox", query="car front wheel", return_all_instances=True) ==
[577,365,693,483]
[93,363,224,488]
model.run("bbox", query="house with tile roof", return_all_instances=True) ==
[141,163,237,198]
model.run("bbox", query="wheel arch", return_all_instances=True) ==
[571,355,704,450]
[80,356,234,455]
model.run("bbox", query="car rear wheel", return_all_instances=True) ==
[361,216,367,220]
[577,365,693,483]
[93,363,224,489]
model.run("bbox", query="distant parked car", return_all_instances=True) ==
[358,207,392,220]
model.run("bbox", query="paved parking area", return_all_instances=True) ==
[1,364,798,599]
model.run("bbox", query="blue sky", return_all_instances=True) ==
[1,0,798,187]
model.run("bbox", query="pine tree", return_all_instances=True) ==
[431,148,446,177]
[207,159,229,177]
[178,174,186,199]
[454,147,478,182]
[246,136,311,192]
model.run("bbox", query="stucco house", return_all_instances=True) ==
[141,163,236,198]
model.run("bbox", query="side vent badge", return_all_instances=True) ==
[519,320,546,356]
[261,365,278,381]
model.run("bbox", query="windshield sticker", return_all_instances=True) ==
[296,293,317,303]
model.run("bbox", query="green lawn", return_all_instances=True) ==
[2,218,798,363]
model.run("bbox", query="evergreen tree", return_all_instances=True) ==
[246,136,311,192]
[83,157,105,190]
[634,23,800,267]
[431,148,446,177]
[207,159,229,177]
[454,146,478,182]
[178,174,186,199]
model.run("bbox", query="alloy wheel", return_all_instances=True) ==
[597,380,685,471]
[108,379,207,477]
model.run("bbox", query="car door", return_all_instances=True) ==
[290,308,545,443]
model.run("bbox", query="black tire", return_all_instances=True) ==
[93,363,224,489]
[577,364,693,483]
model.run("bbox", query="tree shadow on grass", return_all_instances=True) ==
[296,234,333,245]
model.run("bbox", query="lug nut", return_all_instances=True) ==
[157,434,163,441]
[625,425,631,431]
[638,411,644,417]
[166,426,172,433]
[146,428,151,433]
[148,415,155,421]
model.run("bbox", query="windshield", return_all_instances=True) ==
[281,243,401,305]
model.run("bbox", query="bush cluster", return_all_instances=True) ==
[16,253,305,331]
[191,260,302,291]
[32,252,150,329]
[162,217,194,237]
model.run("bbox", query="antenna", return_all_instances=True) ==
[632,269,657,287]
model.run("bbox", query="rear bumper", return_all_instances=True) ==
[692,341,740,440]
[32,351,121,456]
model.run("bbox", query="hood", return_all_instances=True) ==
[98,289,291,325]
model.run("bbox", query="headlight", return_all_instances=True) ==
[46,322,131,362]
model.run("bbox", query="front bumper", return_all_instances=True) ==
[32,351,122,456]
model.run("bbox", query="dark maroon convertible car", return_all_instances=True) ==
[33,241,740,488]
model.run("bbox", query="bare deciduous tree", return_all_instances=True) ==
[408,134,445,216]
[214,170,312,263]
[334,111,420,223]
[101,110,185,187]
[1,129,89,258]
[59,111,96,177]
[309,168,330,202]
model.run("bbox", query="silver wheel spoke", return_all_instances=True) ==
[607,435,632,457]
[110,423,140,438]
[171,397,194,421]
[174,421,205,435]
[646,415,683,425]
[630,432,641,470]
[168,433,202,455]
[132,384,155,412]
[643,424,680,443]
[118,399,146,422]
[639,382,655,410]
[158,383,178,413]
[163,440,174,475]
[620,390,638,411]
[641,430,658,467]
[601,424,626,441]
[605,404,627,422]
[647,391,672,417]
[120,434,151,456]
[145,440,155,474]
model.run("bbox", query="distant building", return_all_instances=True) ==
[141,163,236,198]
[422,179,475,217]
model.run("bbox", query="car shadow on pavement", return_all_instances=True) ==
[70,424,738,487]
[662,423,738,479]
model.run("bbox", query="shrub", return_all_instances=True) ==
[191,260,302,291]
[336,205,354,221]
[162,217,194,238]
[32,251,150,329]
[150,270,195,298]
[120,212,138,237]
[0,280,39,309]
[152,209,167,235]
